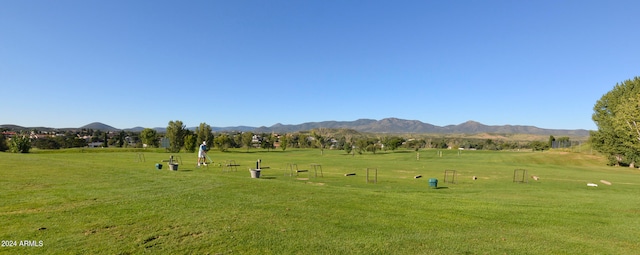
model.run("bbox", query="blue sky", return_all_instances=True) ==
[1,0,638,130]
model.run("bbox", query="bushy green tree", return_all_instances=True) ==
[196,123,214,149]
[382,136,404,151]
[232,133,243,148]
[10,135,31,153]
[295,133,312,148]
[61,133,88,148]
[166,120,186,153]
[355,137,378,154]
[591,77,640,166]
[339,136,353,154]
[33,138,61,149]
[279,134,288,151]
[184,132,197,153]
[404,139,425,151]
[93,130,103,143]
[260,133,275,151]
[431,139,448,149]
[140,128,158,148]
[530,140,549,151]
[241,132,254,150]
[213,133,232,152]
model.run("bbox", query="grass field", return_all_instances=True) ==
[1,148,639,254]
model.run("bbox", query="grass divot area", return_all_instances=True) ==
[1,148,639,254]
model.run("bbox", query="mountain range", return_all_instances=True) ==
[1,118,591,136]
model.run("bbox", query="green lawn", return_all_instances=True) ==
[1,148,639,254]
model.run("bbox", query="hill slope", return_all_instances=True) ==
[2,118,591,136]
[255,118,590,136]
[80,122,119,132]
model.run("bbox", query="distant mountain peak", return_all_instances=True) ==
[254,118,590,136]
[2,118,591,136]
[80,122,119,131]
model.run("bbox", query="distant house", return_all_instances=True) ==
[1,131,16,138]
[251,134,261,143]
[251,135,262,148]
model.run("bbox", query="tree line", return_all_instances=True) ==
[2,120,574,154]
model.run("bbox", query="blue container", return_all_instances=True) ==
[428,178,438,188]
[155,163,163,170]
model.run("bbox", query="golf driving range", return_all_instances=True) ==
[1,148,638,254]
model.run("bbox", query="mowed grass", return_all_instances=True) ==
[1,148,639,254]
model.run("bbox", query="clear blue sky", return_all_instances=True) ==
[2,0,638,130]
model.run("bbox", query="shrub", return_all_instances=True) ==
[10,135,31,153]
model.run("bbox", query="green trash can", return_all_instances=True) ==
[428,178,438,188]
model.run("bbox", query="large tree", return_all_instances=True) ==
[279,134,288,151]
[260,133,275,151]
[241,132,254,150]
[591,77,640,166]
[166,120,186,153]
[9,135,31,153]
[195,123,214,148]
[117,130,126,147]
[184,131,197,153]
[213,133,232,152]
[382,136,405,151]
[355,137,378,154]
[140,128,158,148]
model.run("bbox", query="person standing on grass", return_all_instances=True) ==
[198,141,208,166]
